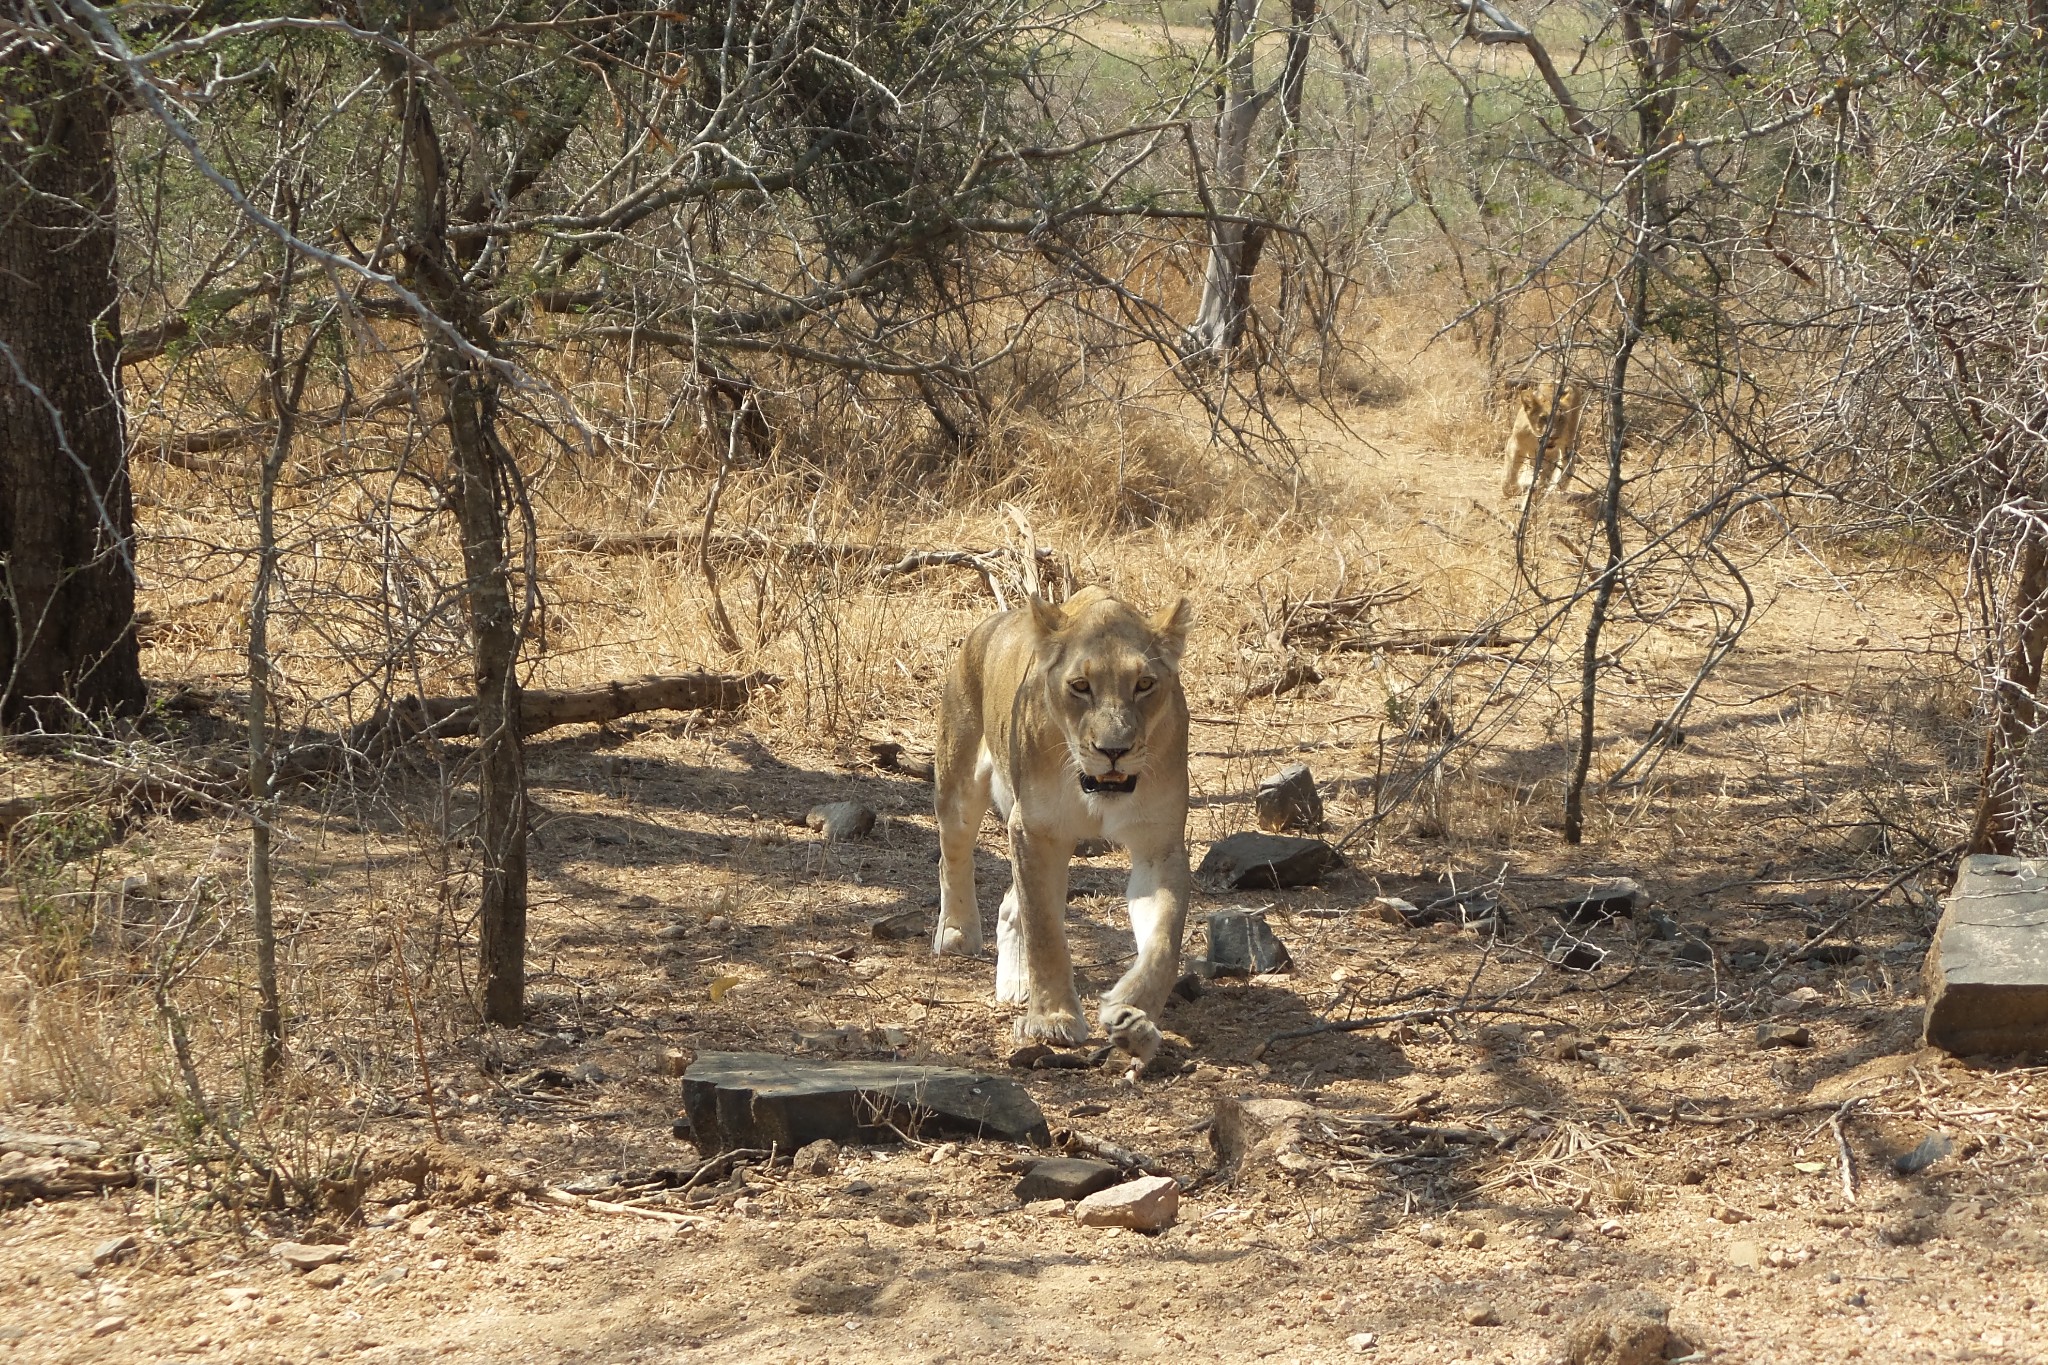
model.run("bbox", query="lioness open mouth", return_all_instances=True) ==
[1080,772,1138,795]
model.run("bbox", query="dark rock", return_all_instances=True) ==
[869,909,929,941]
[806,802,877,842]
[1645,913,1681,941]
[1656,1040,1701,1061]
[1564,1290,1669,1365]
[1892,1133,1953,1176]
[1197,833,1343,890]
[570,1062,607,1086]
[1007,1043,1095,1070]
[1554,878,1645,925]
[1169,972,1204,1002]
[1754,1023,1811,1050]
[1725,937,1769,973]
[1551,941,1607,972]
[1255,764,1324,834]
[793,1139,841,1175]
[681,1052,1051,1151]
[1074,838,1116,858]
[1426,888,1502,931]
[1673,939,1714,966]
[1205,910,1293,977]
[1014,1158,1121,1203]
[1926,855,2048,1055]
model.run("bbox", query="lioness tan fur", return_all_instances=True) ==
[932,586,1192,1069]
[1500,380,1584,501]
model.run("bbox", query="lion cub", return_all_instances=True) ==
[1500,379,1584,501]
[932,586,1192,1071]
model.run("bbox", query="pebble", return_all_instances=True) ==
[365,1267,409,1289]
[305,1266,345,1290]
[794,1139,842,1176]
[1463,1229,1487,1250]
[272,1242,348,1271]
[91,1234,138,1267]
[1729,1241,1762,1268]
[1345,1332,1377,1351]
[1755,1023,1812,1049]
[470,1245,501,1263]
[1656,1040,1701,1060]
[540,1257,569,1272]
[88,1317,127,1338]
[1074,1175,1179,1232]
[1465,1303,1501,1327]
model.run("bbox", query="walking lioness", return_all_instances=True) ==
[932,586,1193,1071]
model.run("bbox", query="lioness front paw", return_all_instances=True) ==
[1099,1002,1162,1066]
[1016,1009,1089,1046]
[933,923,984,957]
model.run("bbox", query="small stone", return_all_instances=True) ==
[1015,1158,1121,1204]
[1728,1241,1762,1269]
[705,915,733,932]
[539,1257,569,1272]
[1755,1023,1812,1050]
[1196,832,1343,890]
[1345,1332,1377,1351]
[1255,764,1324,833]
[1204,910,1293,977]
[88,1316,126,1338]
[91,1234,137,1266]
[657,1047,693,1077]
[1463,1229,1488,1250]
[1370,897,1425,927]
[1544,1033,1594,1061]
[304,1266,345,1289]
[1073,1175,1179,1232]
[806,802,877,842]
[1554,878,1644,925]
[1465,1303,1502,1327]
[366,1267,409,1288]
[1552,941,1607,972]
[1712,1205,1752,1223]
[1656,1040,1701,1060]
[1564,1290,1668,1365]
[1892,1133,1953,1176]
[469,1245,501,1263]
[794,1139,842,1176]
[272,1242,348,1272]
[868,909,928,941]
[1673,939,1714,966]
[656,923,689,942]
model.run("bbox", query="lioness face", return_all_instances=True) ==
[1029,594,1190,795]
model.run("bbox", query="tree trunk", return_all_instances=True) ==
[1187,0,1263,359]
[0,40,145,727]
[1969,512,2048,856]
[383,52,530,1027]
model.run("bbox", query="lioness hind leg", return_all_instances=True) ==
[933,752,991,957]
[993,886,1027,1004]
[1501,427,1535,499]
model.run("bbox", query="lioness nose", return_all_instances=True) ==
[1094,744,1130,765]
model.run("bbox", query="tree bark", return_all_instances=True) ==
[382,51,529,1027]
[1969,512,2048,856]
[1187,0,1264,359]
[0,36,145,727]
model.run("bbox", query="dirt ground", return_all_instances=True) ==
[8,383,2048,1364]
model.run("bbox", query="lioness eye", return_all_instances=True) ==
[1068,678,1091,695]
[1135,677,1156,694]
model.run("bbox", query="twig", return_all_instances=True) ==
[389,915,443,1143]
[1832,1100,1859,1205]
[544,1188,705,1226]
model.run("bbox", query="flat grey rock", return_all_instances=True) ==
[1255,764,1323,833]
[1553,878,1644,925]
[1926,855,2048,1055]
[1204,910,1293,977]
[807,801,877,842]
[1014,1158,1120,1203]
[1197,832,1343,890]
[682,1052,1050,1152]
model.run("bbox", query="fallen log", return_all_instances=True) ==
[556,529,1060,597]
[7,670,776,821]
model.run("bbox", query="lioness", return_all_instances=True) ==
[932,586,1192,1070]
[1500,379,1584,501]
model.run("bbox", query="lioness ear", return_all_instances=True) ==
[1150,597,1193,667]
[1027,594,1065,636]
